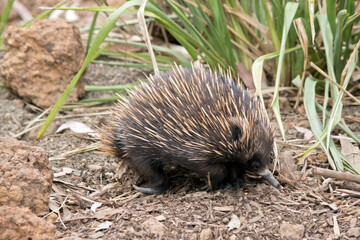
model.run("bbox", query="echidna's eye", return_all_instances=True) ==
[251,159,261,171]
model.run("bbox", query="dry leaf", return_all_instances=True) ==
[95,221,113,232]
[54,167,74,177]
[213,206,234,212]
[294,125,313,140]
[236,63,254,89]
[94,207,125,220]
[227,214,241,231]
[340,137,360,172]
[154,215,166,221]
[91,202,102,213]
[56,121,98,137]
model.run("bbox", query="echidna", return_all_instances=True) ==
[100,64,281,194]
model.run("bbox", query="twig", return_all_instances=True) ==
[53,179,97,192]
[90,182,120,198]
[333,215,340,238]
[43,195,69,229]
[313,167,360,183]
[137,0,159,75]
[310,62,360,106]
[207,172,212,191]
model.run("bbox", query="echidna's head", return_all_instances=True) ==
[230,118,281,189]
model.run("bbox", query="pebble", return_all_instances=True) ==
[142,218,165,235]
[222,217,229,224]
[279,223,305,240]
[199,228,212,240]
[189,233,198,240]
[87,164,102,171]
[154,215,166,221]
[347,227,360,238]
[229,235,237,240]
[349,218,357,228]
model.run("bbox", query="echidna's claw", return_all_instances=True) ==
[132,184,168,195]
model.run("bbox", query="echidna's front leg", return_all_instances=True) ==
[229,167,246,189]
[208,164,246,190]
[127,150,169,195]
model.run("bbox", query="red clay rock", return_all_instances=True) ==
[0,138,53,216]
[0,205,55,240]
[1,19,85,108]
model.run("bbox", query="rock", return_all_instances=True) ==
[0,205,55,240]
[350,218,357,228]
[154,215,166,221]
[347,227,360,237]
[142,218,165,235]
[279,223,305,240]
[0,138,53,215]
[1,19,85,108]
[229,235,237,240]
[87,164,103,171]
[199,228,212,240]
[189,233,198,240]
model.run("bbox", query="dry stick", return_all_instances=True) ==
[313,167,360,184]
[207,172,212,191]
[137,0,159,75]
[310,62,360,106]
[333,215,340,239]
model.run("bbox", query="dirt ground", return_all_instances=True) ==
[1,59,360,239]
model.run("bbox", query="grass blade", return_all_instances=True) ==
[86,11,99,55]
[270,2,299,141]
[0,0,14,37]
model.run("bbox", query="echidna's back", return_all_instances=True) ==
[106,65,263,163]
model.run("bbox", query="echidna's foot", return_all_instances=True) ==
[232,178,246,190]
[133,184,169,195]
[229,169,245,190]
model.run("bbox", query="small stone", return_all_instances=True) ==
[347,227,360,237]
[222,217,229,224]
[46,212,58,224]
[28,123,57,139]
[229,234,237,240]
[189,233,198,240]
[89,231,104,239]
[87,164,103,171]
[199,228,212,240]
[349,218,357,228]
[143,218,165,235]
[279,223,305,240]
[154,215,166,221]
[12,99,24,108]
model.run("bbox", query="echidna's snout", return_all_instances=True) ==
[257,169,282,189]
